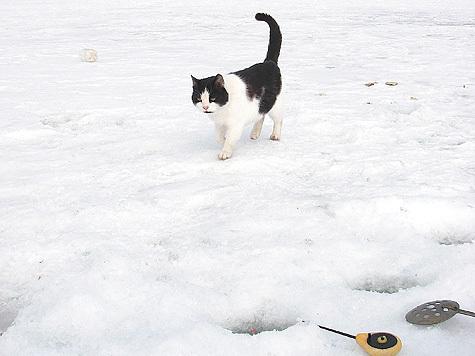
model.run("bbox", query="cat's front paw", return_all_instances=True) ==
[218,149,232,160]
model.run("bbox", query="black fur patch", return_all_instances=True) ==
[255,13,282,64]
[233,61,282,114]
[191,75,229,107]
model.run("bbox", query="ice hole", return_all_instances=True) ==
[221,305,302,335]
[0,303,19,335]
[350,275,420,294]
[224,315,301,335]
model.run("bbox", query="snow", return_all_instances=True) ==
[1,0,474,355]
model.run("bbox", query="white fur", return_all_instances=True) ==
[195,74,283,160]
[195,89,216,113]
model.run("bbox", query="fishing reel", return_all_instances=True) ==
[318,325,402,356]
[355,332,402,356]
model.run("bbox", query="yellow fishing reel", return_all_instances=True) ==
[355,332,402,356]
[319,325,402,356]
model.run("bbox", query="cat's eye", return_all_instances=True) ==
[196,98,202,102]
[210,98,216,102]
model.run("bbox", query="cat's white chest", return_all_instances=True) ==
[208,74,262,127]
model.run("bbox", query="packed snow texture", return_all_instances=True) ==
[1,0,474,355]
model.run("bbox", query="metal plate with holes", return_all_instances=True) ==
[405,300,459,325]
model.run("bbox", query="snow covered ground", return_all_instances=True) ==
[1,0,474,355]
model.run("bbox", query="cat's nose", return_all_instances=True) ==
[203,105,209,110]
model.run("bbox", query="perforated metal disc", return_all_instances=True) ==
[405,300,459,325]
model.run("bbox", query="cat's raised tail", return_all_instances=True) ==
[255,13,282,64]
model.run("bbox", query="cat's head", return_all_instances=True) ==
[191,74,229,114]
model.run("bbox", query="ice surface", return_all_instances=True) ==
[1,0,474,355]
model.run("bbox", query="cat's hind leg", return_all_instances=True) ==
[268,95,283,141]
[250,116,265,140]
[270,121,282,141]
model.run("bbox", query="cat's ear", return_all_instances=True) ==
[214,74,225,88]
[191,75,199,87]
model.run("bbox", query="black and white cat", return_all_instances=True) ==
[191,13,283,160]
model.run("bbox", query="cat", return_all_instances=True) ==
[191,13,283,160]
